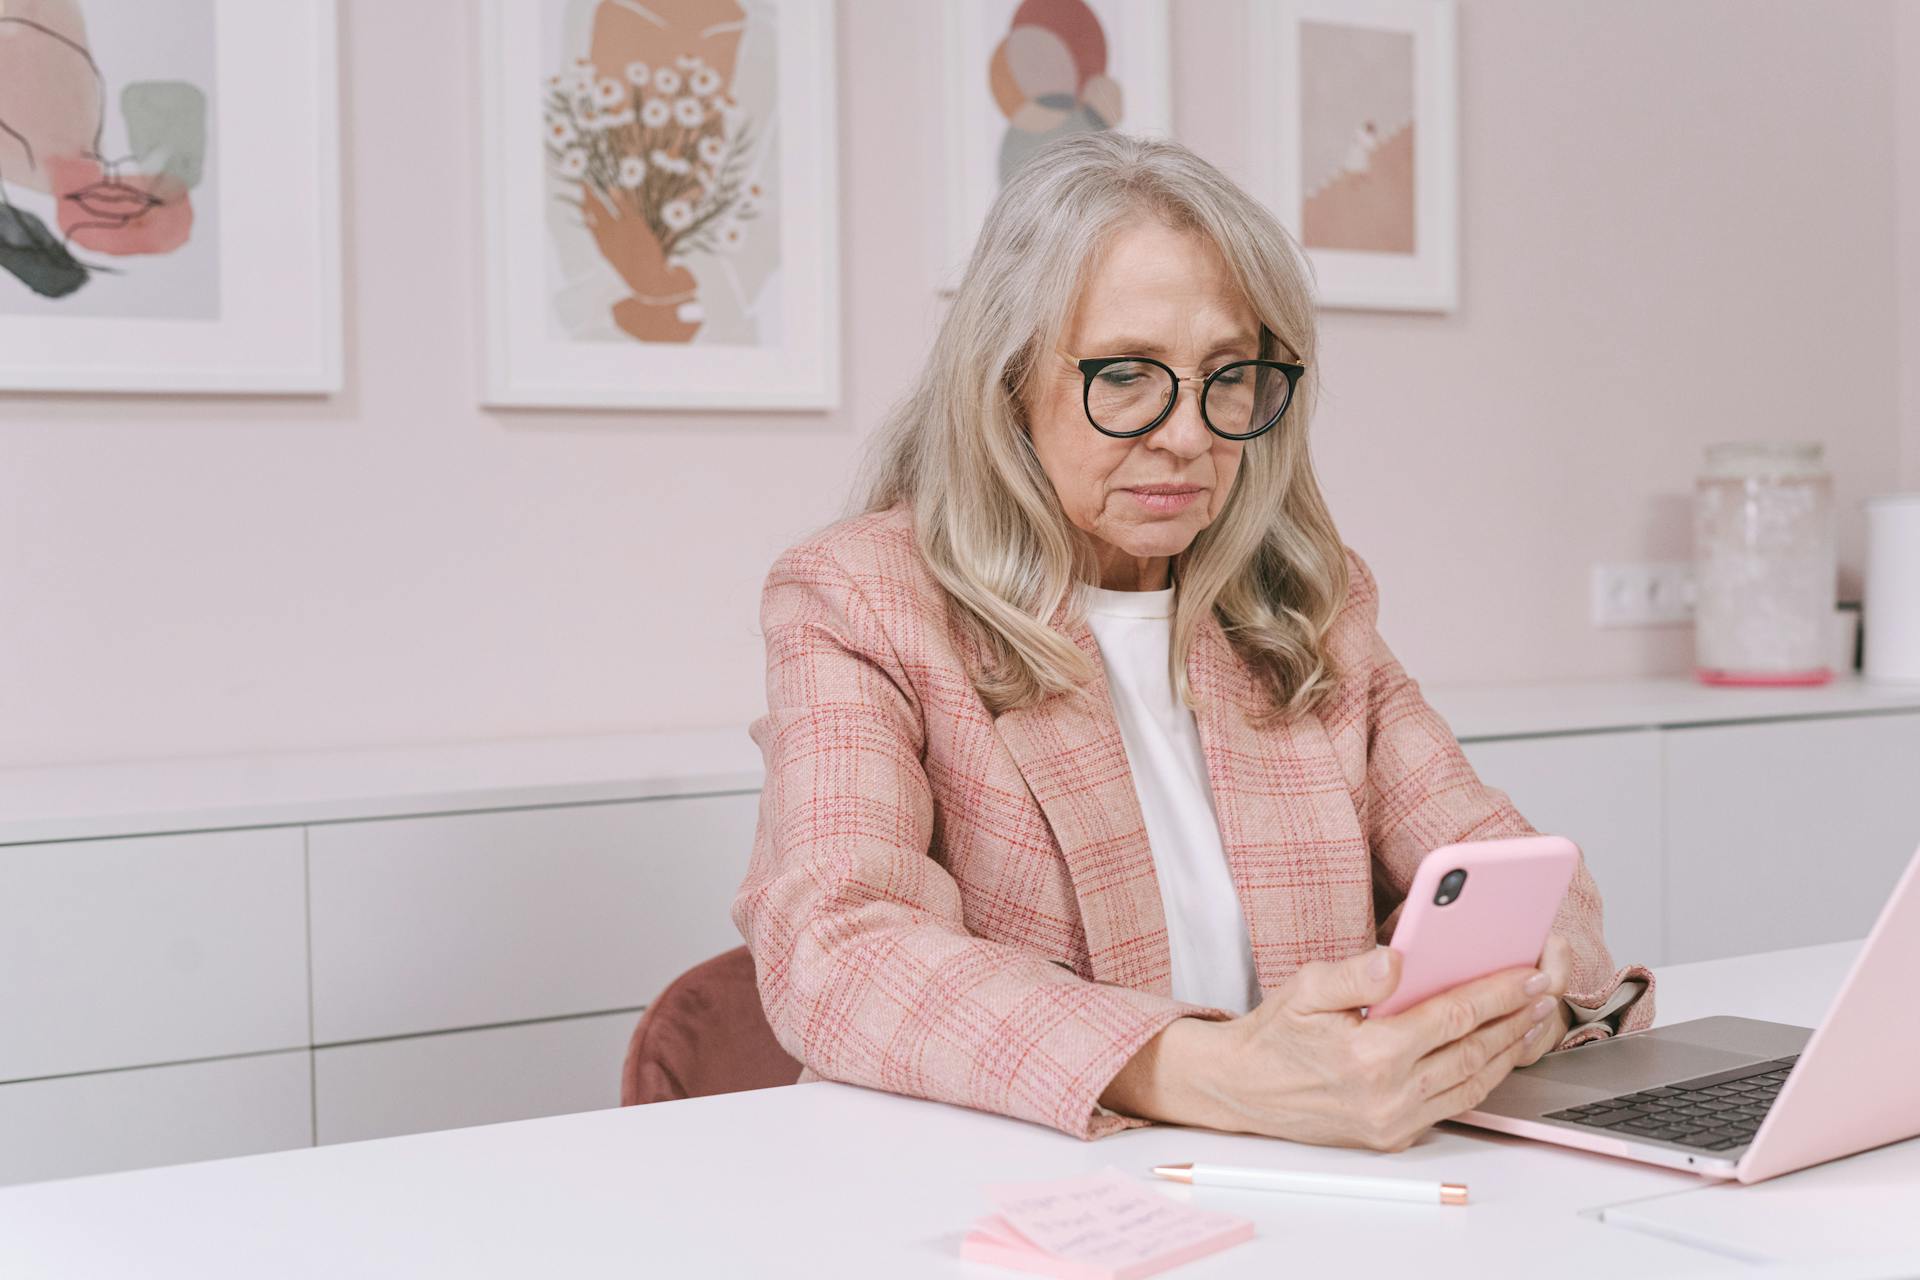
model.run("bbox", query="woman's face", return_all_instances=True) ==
[1024,218,1260,591]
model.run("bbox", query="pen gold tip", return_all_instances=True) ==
[1150,1163,1194,1184]
[1441,1183,1469,1206]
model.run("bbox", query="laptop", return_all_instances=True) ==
[1453,840,1920,1183]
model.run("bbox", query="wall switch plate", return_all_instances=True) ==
[1591,562,1696,628]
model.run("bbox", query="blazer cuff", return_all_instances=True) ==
[1083,999,1234,1140]
[1554,963,1656,1052]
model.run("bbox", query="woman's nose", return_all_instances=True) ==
[1147,383,1213,457]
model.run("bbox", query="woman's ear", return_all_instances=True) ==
[1003,378,1032,437]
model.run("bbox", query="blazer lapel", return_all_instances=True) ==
[991,603,1174,996]
[1186,614,1376,992]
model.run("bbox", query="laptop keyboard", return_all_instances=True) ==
[1542,1054,1800,1152]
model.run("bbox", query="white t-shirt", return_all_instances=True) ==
[1083,583,1262,1015]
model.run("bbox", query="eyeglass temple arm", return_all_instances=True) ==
[1063,349,1304,372]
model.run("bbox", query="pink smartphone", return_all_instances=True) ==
[1362,835,1578,1019]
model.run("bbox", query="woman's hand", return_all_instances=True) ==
[1513,932,1574,1067]
[1101,943,1564,1152]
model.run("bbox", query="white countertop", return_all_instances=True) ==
[0,729,765,845]
[3,675,1917,846]
[0,940,1889,1279]
[1427,673,1920,741]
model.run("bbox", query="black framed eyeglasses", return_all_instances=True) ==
[1065,352,1305,440]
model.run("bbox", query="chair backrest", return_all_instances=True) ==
[620,945,802,1106]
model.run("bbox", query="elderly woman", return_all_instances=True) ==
[732,132,1652,1147]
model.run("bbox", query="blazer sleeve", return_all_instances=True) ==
[731,543,1230,1138]
[1341,549,1656,1050]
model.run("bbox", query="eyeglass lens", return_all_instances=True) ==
[1085,360,1293,437]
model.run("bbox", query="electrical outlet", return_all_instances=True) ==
[1591,562,1696,628]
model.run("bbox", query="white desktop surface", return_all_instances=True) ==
[0,940,1909,1279]
[1596,1139,1920,1266]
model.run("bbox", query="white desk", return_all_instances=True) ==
[0,941,1910,1279]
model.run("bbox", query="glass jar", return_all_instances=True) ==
[1693,442,1836,685]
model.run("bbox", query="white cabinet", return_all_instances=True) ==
[1662,714,1920,963]
[2,700,1914,1187]
[0,828,309,1082]
[307,794,758,1043]
[0,1051,311,1187]
[313,1009,638,1145]
[1460,730,1665,966]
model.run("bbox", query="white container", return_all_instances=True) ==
[1863,494,1920,683]
[1693,442,1836,685]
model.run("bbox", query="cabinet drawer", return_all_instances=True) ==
[314,1009,637,1145]
[308,793,759,1042]
[1663,713,1920,963]
[0,1050,311,1186]
[1461,730,1665,967]
[0,828,309,1082]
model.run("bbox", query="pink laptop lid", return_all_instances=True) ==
[1737,840,1920,1183]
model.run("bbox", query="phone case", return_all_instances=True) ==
[1363,835,1578,1019]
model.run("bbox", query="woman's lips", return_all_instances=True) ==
[64,179,164,227]
[1126,486,1203,514]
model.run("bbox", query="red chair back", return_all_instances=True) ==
[621,945,802,1106]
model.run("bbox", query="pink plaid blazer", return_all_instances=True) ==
[732,504,1656,1139]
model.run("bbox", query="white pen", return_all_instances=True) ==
[1151,1162,1469,1206]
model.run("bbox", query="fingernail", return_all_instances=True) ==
[1523,971,1550,995]
[1523,1022,1543,1041]
[1530,996,1556,1021]
[1368,948,1392,979]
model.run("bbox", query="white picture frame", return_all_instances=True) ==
[0,0,342,394]
[936,0,1171,292]
[1247,0,1458,312]
[480,0,839,411]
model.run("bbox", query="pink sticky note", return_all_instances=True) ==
[959,1168,1254,1280]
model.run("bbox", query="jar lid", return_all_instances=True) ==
[1701,441,1827,478]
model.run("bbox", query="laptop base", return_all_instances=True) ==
[1452,1016,1813,1176]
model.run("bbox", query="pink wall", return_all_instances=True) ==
[0,0,1909,769]
[1181,0,1904,685]
[1900,0,1920,489]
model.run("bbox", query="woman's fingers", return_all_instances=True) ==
[1412,1006,1544,1125]
[1383,965,1541,1061]
[1541,932,1574,995]
[1513,997,1570,1068]
[1285,948,1403,1016]
[1407,997,1552,1101]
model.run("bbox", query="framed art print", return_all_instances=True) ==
[0,0,342,393]
[480,0,839,410]
[937,0,1171,291]
[1247,0,1458,312]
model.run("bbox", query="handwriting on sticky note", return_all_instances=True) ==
[970,1168,1253,1279]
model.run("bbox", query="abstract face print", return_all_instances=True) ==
[0,0,216,315]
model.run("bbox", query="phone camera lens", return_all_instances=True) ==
[1434,868,1467,905]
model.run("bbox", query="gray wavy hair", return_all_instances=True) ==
[856,131,1349,725]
